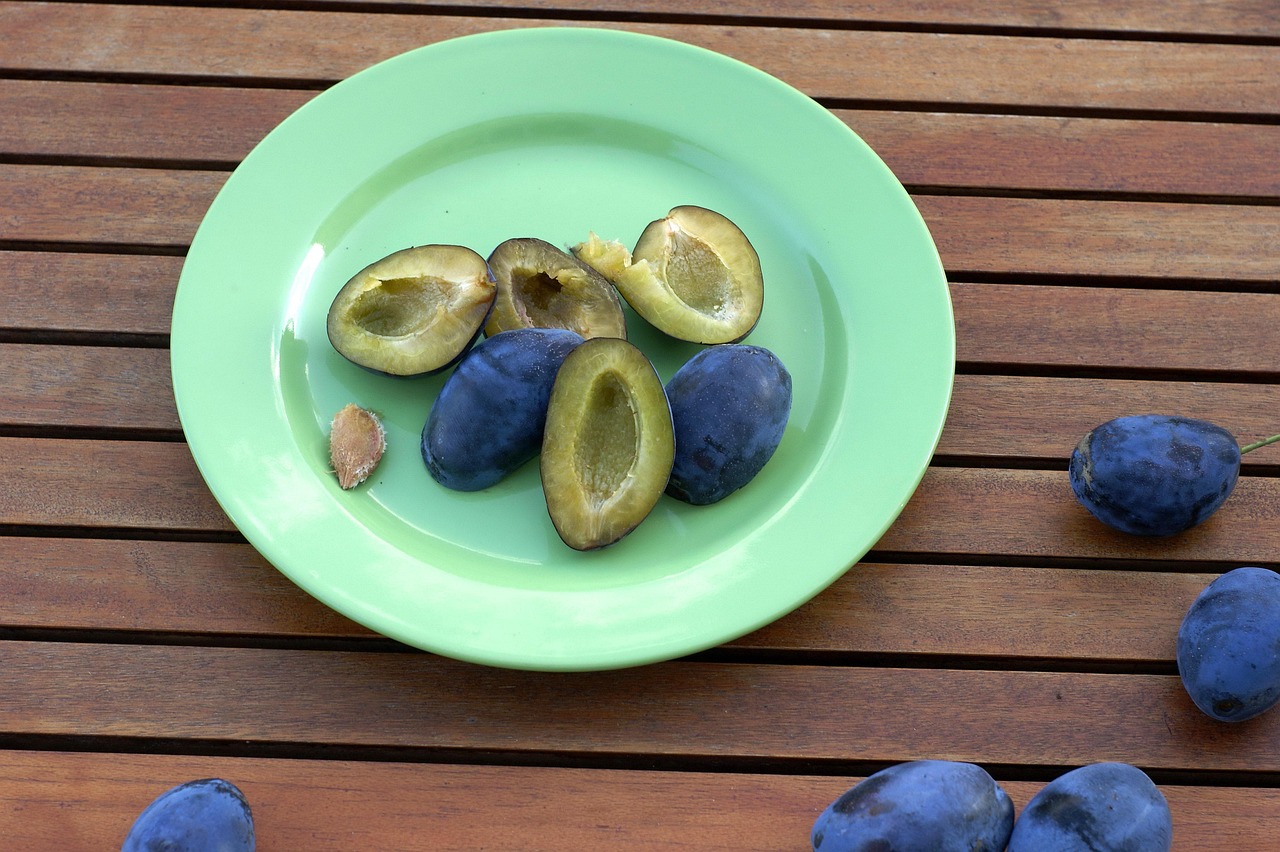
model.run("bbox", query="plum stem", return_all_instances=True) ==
[1240,433,1280,455]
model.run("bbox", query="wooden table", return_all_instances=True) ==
[2,1,1278,848]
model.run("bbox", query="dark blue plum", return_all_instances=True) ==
[423,327,584,491]
[1007,762,1172,851]
[664,344,791,505]
[1069,414,1240,536]
[121,778,254,851]
[1177,566,1280,722]
[811,760,1014,852]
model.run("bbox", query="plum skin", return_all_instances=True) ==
[665,344,791,505]
[121,778,254,852]
[1177,566,1280,722]
[1069,414,1240,536]
[811,760,1014,852]
[422,328,584,491]
[1007,762,1172,852]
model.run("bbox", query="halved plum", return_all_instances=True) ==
[486,238,627,340]
[540,337,674,551]
[327,244,496,376]
[596,206,763,344]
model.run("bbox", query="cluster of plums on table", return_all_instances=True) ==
[326,206,792,550]
[811,759,1172,851]
[1070,414,1280,725]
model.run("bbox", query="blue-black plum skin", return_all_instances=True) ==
[121,778,254,852]
[811,760,1014,852]
[422,328,584,491]
[1007,762,1172,852]
[1069,414,1240,536]
[665,344,791,505]
[1177,566,1280,723]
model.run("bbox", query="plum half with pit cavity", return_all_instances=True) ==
[326,244,496,376]
[485,237,627,340]
[540,337,674,551]
[581,206,763,344]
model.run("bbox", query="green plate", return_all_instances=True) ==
[171,27,954,671]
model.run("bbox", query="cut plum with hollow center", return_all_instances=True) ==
[486,238,627,340]
[572,373,639,504]
[327,244,496,376]
[541,337,673,551]
[577,206,762,345]
[347,276,453,337]
[663,223,735,315]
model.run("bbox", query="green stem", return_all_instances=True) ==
[1241,433,1280,455]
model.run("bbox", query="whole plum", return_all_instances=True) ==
[1177,566,1280,722]
[422,328,584,491]
[1069,415,1241,536]
[121,778,254,851]
[811,759,1014,852]
[1007,762,1171,851]
[665,344,791,505]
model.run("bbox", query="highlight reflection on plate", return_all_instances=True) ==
[170,27,954,671]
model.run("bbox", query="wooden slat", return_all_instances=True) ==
[3,750,1278,850]
[942,374,1280,463]
[0,344,177,431]
[0,165,223,247]
[740,563,1211,663]
[0,538,367,637]
[954,284,1280,376]
[918,196,1280,281]
[0,252,181,336]
[878,467,1280,563]
[5,166,1277,281]
[263,0,1280,39]
[1,5,1276,113]
[846,110,1280,199]
[0,534,1219,664]
[7,80,1280,200]
[2,641,1278,773]
[0,79,314,165]
[0,437,229,531]
[4,440,1278,558]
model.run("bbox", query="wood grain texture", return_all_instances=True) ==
[844,110,1280,199]
[0,437,229,531]
[877,467,1280,564]
[3,750,1279,851]
[7,80,1279,200]
[941,374,1280,463]
[917,196,1280,281]
[1,5,1276,112]
[250,0,1280,38]
[0,252,181,336]
[5,166,1277,281]
[2,641,1277,773]
[0,538,366,636]
[0,344,177,431]
[953,284,1280,376]
[0,534,1220,664]
[0,165,224,247]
